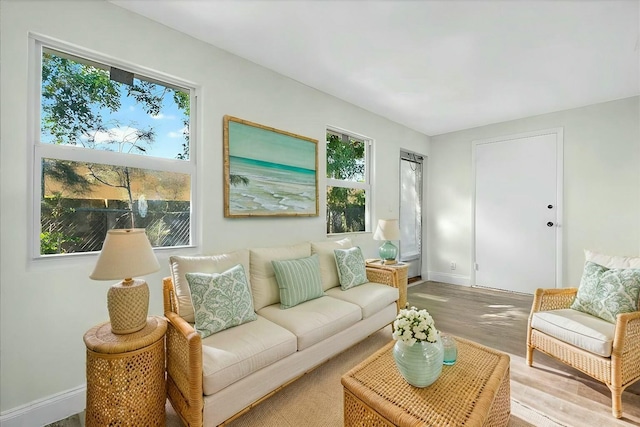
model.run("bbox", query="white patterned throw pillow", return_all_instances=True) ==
[571,261,640,323]
[334,247,368,290]
[185,264,257,338]
[169,250,251,322]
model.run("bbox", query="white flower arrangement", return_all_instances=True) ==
[392,306,438,346]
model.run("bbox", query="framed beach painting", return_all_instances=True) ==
[223,116,319,217]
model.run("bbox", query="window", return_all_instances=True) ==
[326,129,371,234]
[33,41,195,256]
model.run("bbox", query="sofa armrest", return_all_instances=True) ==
[365,266,397,287]
[612,311,640,387]
[165,311,203,426]
[163,277,203,427]
[163,277,180,314]
[366,266,404,310]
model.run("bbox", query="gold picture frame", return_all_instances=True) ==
[223,115,319,217]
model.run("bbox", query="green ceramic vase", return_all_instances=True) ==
[393,339,444,388]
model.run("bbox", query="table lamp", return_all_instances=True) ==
[90,229,160,334]
[373,219,400,265]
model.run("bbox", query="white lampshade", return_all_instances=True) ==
[373,219,400,241]
[90,229,160,280]
[90,229,160,335]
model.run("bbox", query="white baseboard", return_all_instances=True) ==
[426,271,471,286]
[0,385,85,427]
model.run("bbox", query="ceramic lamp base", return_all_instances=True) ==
[378,240,398,264]
[107,279,149,335]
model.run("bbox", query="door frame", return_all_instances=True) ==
[471,127,564,289]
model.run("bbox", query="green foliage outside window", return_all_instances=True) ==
[38,48,192,255]
[40,193,81,254]
[41,50,189,157]
[326,133,365,181]
[326,133,367,234]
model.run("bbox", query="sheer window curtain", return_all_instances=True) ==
[399,151,423,277]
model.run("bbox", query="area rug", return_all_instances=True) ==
[163,325,640,427]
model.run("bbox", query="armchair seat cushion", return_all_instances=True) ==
[325,283,399,318]
[201,316,297,395]
[258,296,361,351]
[531,308,615,357]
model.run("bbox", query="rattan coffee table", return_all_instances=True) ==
[342,337,510,426]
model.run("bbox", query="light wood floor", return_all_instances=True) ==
[47,280,639,426]
[407,280,640,395]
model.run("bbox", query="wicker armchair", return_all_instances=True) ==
[526,287,640,418]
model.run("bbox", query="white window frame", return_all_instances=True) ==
[29,35,198,259]
[325,127,372,234]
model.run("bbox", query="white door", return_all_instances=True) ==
[474,130,562,294]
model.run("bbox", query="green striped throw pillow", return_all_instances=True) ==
[272,254,324,309]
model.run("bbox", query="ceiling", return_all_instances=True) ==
[111,0,640,136]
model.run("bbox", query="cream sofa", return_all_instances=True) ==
[162,239,400,426]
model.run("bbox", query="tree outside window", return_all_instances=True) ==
[326,131,370,234]
[35,45,194,256]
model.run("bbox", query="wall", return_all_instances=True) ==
[0,0,429,422]
[427,96,640,287]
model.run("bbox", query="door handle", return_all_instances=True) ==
[547,222,554,227]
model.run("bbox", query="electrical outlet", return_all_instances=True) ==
[450,261,456,270]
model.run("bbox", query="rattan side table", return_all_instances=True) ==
[366,260,409,310]
[84,316,167,426]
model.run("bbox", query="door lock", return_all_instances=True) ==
[547,222,554,227]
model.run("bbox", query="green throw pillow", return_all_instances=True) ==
[334,247,368,290]
[185,264,257,338]
[272,254,324,309]
[571,261,640,323]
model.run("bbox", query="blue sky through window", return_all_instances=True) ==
[92,80,188,160]
[41,50,189,161]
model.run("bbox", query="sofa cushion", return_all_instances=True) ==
[310,238,353,290]
[169,250,251,322]
[571,261,640,323]
[186,265,257,338]
[334,247,368,290]
[272,254,324,309]
[531,308,615,357]
[257,296,361,351]
[250,243,311,311]
[325,283,398,318]
[201,316,297,395]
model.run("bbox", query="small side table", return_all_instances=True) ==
[84,316,168,426]
[366,260,409,310]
